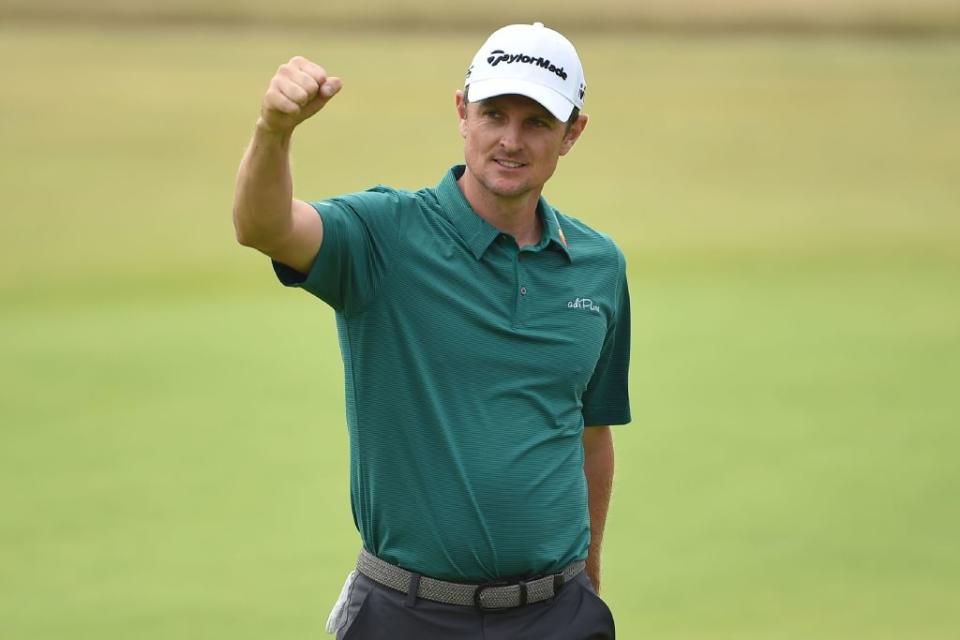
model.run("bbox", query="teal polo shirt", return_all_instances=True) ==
[274,165,630,582]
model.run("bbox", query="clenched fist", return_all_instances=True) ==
[258,56,342,135]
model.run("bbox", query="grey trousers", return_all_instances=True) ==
[335,572,615,639]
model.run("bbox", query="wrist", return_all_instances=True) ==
[254,116,294,143]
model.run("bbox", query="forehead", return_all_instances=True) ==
[473,94,557,120]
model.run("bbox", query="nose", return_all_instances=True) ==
[498,122,523,153]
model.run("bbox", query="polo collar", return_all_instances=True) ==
[435,165,573,262]
[538,198,574,262]
[436,166,501,260]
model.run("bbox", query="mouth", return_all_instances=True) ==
[493,158,526,169]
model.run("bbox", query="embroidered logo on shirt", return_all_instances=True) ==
[567,298,600,313]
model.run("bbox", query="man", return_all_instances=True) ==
[234,22,630,639]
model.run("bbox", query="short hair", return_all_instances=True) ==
[463,86,581,132]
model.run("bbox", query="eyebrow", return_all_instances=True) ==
[477,98,556,121]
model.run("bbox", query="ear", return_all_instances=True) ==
[559,113,589,156]
[455,89,468,138]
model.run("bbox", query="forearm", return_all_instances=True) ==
[233,122,296,250]
[583,426,614,594]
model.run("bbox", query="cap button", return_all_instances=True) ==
[533,22,544,28]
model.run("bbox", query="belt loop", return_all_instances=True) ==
[553,573,564,596]
[517,580,528,607]
[405,573,421,608]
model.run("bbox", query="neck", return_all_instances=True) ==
[458,167,543,247]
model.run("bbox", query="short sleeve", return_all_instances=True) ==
[581,250,632,427]
[272,187,403,312]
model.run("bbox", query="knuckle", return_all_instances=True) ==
[300,73,320,91]
[266,93,292,112]
[284,83,307,100]
[271,97,296,115]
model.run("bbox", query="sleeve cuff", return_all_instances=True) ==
[582,409,632,427]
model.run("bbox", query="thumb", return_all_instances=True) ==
[320,77,343,99]
[302,77,343,119]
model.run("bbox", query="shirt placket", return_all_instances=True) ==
[513,248,534,329]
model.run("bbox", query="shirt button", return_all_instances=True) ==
[520,286,527,296]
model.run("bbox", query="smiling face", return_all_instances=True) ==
[455,91,587,205]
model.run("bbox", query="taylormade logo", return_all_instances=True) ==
[486,50,568,81]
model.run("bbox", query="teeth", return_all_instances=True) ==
[496,160,523,168]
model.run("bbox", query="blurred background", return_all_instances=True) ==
[1,1,958,638]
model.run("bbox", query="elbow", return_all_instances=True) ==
[232,202,294,253]
[233,215,282,255]
[233,205,250,247]
[233,208,263,250]
[234,223,255,248]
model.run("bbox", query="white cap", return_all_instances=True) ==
[464,22,586,122]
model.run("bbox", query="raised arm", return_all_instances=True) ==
[233,56,342,273]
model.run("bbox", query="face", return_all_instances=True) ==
[455,91,587,202]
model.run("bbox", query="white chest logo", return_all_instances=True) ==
[567,298,600,313]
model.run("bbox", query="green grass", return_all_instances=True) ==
[1,24,959,639]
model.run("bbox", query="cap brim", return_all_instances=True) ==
[467,78,575,122]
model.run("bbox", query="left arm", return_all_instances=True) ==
[583,425,615,594]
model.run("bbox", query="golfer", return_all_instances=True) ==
[233,22,631,639]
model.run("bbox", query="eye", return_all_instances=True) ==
[528,118,551,129]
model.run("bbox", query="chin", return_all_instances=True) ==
[484,171,532,195]
[488,179,531,199]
